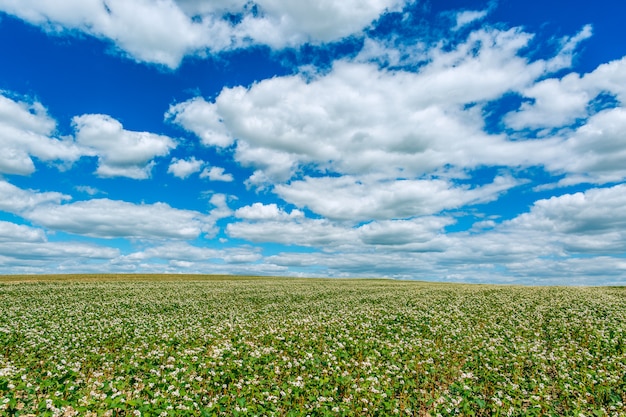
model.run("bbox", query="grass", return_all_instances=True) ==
[1,275,625,416]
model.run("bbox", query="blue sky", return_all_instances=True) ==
[1,0,626,285]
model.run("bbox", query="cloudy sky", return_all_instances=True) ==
[1,0,626,285]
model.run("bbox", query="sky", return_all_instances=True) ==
[1,0,626,285]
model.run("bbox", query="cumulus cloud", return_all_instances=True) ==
[169,22,626,198]
[240,186,626,283]
[229,202,452,251]
[200,166,234,182]
[0,180,70,213]
[0,179,227,241]
[0,217,119,272]
[505,184,626,253]
[119,241,262,265]
[168,27,565,186]
[229,202,357,247]
[168,157,204,179]
[73,114,176,179]
[554,108,626,183]
[24,198,215,239]
[505,54,626,131]
[0,93,83,175]
[357,217,452,247]
[0,241,119,262]
[275,175,518,221]
[0,0,406,68]
[0,94,178,180]
[0,221,46,243]
[235,202,303,221]
[225,185,626,282]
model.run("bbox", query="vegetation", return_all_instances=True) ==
[1,275,625,416]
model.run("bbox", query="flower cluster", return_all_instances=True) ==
[0,277,625,416]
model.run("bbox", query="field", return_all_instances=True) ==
[1,275,625,416]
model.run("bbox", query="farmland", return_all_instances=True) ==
[1,275,625,416]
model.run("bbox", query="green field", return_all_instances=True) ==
[1,275,625,416]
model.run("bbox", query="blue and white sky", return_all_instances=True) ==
[1,0,626,285]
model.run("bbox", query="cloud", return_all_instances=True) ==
[0,178,227,240]
[0,93,83,175]
[73,114,176,179]
[168,157,204,179]
[453,9,489,31]
[234,202,303,221]
[75,185,105,196]
[229,202,451,250]
[166,97,233,147]
[226,185,626,282]
[0,93,179,180]
[275,175,518,221]
[0,180,70,213]
[0,221,46,243]
[554,108,626,183]
[504,74,591,130]
[118,241,262,265]
[0,0,406,68]
[199,166,234,182]
[505,184,626,253]
[505,54,626,132]
[168,27,563,186]
[169,22,626,194]
[0,218,119,272]
[0,241,118,262]
[357,217,452,247]
[229,202,357,247]
[23,198,216,240]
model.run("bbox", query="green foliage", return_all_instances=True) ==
[0,277,625,416]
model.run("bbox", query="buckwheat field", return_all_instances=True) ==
[1,275,625,416]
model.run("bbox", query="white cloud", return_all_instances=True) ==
[119,241,262,264]
[23,198,216,239]
[168,157,204,179]
[166,97,233,147]
[545,24,593,73]
[0,94,179,180]
[0,0,406,68]
[0,93,83,175]
[0,217,120,272]
[230,202,451,251]
[169,23,626,194]
[168,28,561,186]
[200,166,234,182]
[357,217,452,247]
[73,114,176,179]
[235,202,303,221]
[275,175,518,221]
[453,9,489,31]
[224,185,626,283]
[0,221,46,243]
[504,74,591,130]
[227,216,356,247]
[587,56,626,103]
[0,241,119,261]
[0,180,70,213]
[505,53,626,132]
[543,107,626,184]
[505,184,626,253]
[75,185,105,196]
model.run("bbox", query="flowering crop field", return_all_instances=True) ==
[1,275,625,416]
